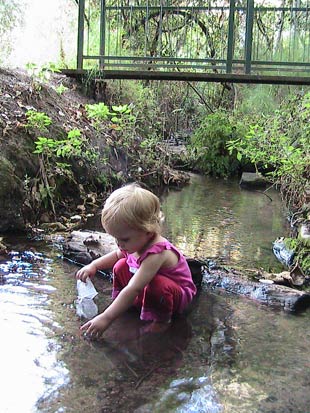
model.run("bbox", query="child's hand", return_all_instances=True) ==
[76,263,97,282]
[80,314,111,339]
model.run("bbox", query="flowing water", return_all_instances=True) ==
[161,174,288,271]
[1,175,309,413]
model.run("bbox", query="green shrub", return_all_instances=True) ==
[25,110,52,132]
[227,92,310,209]
[190,111,246,177]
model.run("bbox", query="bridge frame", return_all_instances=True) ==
[70,0,310,84]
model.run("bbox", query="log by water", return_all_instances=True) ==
[63,230,310,313]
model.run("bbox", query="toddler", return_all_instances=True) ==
[76,183,197,337]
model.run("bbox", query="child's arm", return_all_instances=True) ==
[76,249,123,282]
[80,252,165,337]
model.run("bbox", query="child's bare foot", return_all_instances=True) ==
[140,321,171,335]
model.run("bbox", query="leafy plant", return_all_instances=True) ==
[85,102,110,122]
[33,129,86,159]
[25,110,52,132]
[190,111,246,177]
[32,128,89,217]
[55,84,68,95]
[26,62,60,82]
[227,92,310,209]
[85,101,138,154]
[56,129,85,158]
[25,62,61,91]
[33,136,58,156]
[109,104,136,131]
[86,102,136,132]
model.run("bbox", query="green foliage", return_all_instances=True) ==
[190,112,246,177]
[227,92,310,209]
[31,124,93,217]
[110,104,136,131]
[33,129,85,159]
[86,102,138,151]
[26,62,61,79]
[33,136,58,156]
[86,102,136,132]
[55,84,68,95]
[25,62,61,91]
[0,0,22,63]
[236,85,278,116]
[33,129,85,158]
[86,102,110,122]
[84,87,173,184]
[283,237,310,276]
[56,129,85,158]
[96,173,109,188]
[25,110,52,132]
[0,0,21,32]
[104,80,165,139]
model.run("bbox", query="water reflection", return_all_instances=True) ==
[161,174,289,271]
[0,250,69,413]
[136,376,222,413]
[0,177,309,413]
[211,298,310,413]
[1,244,309,413]
[55,281,197,413]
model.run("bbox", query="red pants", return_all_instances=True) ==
[112,258,183,323]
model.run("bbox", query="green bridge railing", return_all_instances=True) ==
[75,0,310,82]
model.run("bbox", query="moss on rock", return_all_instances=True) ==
[283,237,310,276]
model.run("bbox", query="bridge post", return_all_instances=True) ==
[77,0,85,70]
[99,0,106,69]
[227,0,236,73]
[244,0,254,74]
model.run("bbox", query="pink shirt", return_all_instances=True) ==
[124,239,197,312]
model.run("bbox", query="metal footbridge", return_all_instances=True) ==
[64,0,310,84]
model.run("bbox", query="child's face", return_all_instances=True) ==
[105,222,153,255]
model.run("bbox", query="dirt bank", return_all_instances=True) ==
[0,68,188,232]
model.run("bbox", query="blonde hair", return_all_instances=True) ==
[101,183,163,234]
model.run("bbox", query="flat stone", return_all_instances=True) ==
[239,172,268,188]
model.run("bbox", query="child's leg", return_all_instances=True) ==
[112,259,143,308]
[112,258,132,299]
[140,274,183,323]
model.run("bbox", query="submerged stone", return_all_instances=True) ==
[239,172,268,189]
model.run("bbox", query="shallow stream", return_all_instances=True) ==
[1,175,309,413]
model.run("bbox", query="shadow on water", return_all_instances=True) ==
[1,176,310,413]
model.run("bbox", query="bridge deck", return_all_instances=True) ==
[62,69,310,85]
